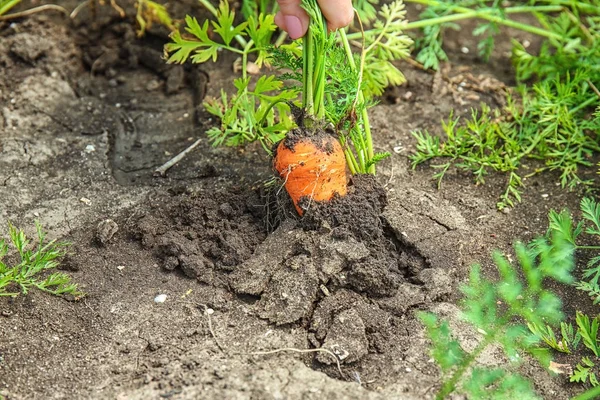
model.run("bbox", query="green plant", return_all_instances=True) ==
[0,222,81,297]
[419,228,575,399]
[411,74,600,209]
[528,198,600,386]
[0,0,20,16]
[527,321,579,354]
[166,0,412,174]
[548,198,600,302]
[135,0,176,37]
[406,0,600,209]
[401,0,600,72]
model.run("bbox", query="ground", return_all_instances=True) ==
[0,2,596,399]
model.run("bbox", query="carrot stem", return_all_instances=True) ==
[303,33,314,114]
[339,29,375,174]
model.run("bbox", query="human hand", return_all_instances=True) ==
[274,0,354,40]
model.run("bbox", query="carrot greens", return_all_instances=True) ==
[166,0,412,174]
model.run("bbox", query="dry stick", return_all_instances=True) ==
[244,348,345,379]
[154,138,203,177]
[182,301,345,378]
[69,0,90,19]
[190,302,226,353]
[0,4,69,20]
[588,80,600,99]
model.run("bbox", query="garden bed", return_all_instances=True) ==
[0,1,596,399]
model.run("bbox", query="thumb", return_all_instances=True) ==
[317,0,354,31]
[275,0,309,40]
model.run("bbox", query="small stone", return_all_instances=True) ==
[84,144,96,153]
[461,46,469,54]
[96,219,118,245]
[146,80,161,91]
[80,197,92,205]
[116,265,125,271]
[154,294,167,303]
[205,308,214,315]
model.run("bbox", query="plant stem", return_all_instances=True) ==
[576,246,600,250]
[346,3,568,42]
[572,385,600,400]
[303,33,314,114]
[436,334,494,400]
[339,29,375,173]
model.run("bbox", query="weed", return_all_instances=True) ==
[406,0,600,209]
[411,73,600,209]
[420,227,575,399]
[526,198,600,387]
[0,222,81,297]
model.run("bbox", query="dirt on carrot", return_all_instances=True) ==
[274,127,348,215]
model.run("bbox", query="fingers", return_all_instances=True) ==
[275,0,309,40]
[317,0,354,31]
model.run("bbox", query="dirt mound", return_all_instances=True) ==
[130,175,433,368]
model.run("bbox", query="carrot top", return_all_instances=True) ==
[166,0,413,174]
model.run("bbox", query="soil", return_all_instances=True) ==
[0,2,596,400]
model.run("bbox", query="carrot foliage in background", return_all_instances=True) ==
[420,224,575,399]
[407,0,600,209]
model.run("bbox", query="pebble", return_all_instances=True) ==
[84,144,96,153]
[461,46,469,54]
[154,294,167,303]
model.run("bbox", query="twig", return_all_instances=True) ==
[154,138,203,177]
[181,301,226,353]
[0,4,70,20]
[588,80,600,100]
[244,347,345,379]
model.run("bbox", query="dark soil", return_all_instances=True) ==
[0,1,596,399]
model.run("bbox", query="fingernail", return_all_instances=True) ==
[284,15,303,40]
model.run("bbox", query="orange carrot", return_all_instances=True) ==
[274,134,348,215]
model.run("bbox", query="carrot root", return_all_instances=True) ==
[274,135,348,215]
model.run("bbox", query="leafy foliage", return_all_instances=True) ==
[135,0,176,37]
[361,1,413,97]
[0,222,81,297]
[572,357,599,386]
[411,69,600,209]
[527,321,579,354]
[420,229,575,399]
[546,198,600,303]
[407,0,600,208]
[204,76,297,149]
[0,0,20,16]
[527,198,600,387]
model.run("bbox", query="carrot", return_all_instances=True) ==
[274,132,348,215]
